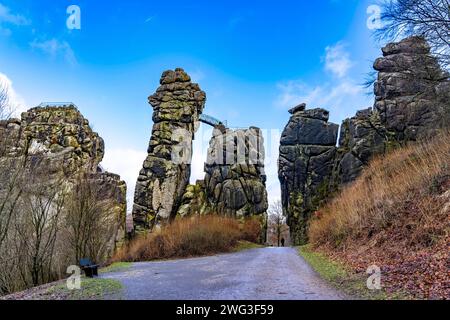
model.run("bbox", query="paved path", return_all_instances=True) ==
[102,247,348,300]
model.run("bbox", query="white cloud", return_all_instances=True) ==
[275,78,373,127]
[276,79,365,112]
[0,72,27,117]
[101,148,147,212]
[324,42,352,78]
[275,41,372,118]
[0,3,30,25]
[30,38,77,66]
[187,69,205,83]
[0,3,30,36]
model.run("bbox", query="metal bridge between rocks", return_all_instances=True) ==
[199,114,227,128]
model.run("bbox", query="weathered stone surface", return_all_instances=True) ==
[279,106,338,244]
[374,36,450,141]
[280,114,338,146]
[176,180,209,218]
[132,68,206,232]
[0,105,127,250]
[204,127,268,217]
[288,103,306,114]
[333,107,386,184]
[335,36,450,185]
[202,126,268,241]
[1,106,104,171]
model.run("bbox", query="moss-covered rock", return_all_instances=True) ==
[132,68,206,232]
[0,104,127,255]
[203,127,268,242]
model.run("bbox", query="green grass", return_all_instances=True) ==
[46,277,123,300]
[100,262,132,274]
[298,245,407,300]
[232,240,264,252]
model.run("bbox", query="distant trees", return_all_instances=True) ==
[267,201,289,247]
[0,79,12,120]
[377,0,450,67]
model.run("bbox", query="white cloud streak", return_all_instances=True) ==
[0,3,30,36]
[276,41,371,116]
[324,42,352,78]
[30,38,77,66]
[0,3,30,25]
[0,72,27,116]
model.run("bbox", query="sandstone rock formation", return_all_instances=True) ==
[0,104,127,249]
[335,36,450,185]
[280,36,450,245]
[1,105,104,170]
[373,36,450,142]
[203,126,268,241]
[278,104,339,244]
[133,68,206,232]
[176,180,209,218]
[333,107,386,184]
[204,126,268,217]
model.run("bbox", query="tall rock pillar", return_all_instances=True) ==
[278,104,339,245]
[132,68,206,232]
[204,126,268,242]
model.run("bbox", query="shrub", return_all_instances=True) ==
[113,215,257,262]
[241,217,263,243]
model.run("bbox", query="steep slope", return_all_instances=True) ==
[309,132,450,299]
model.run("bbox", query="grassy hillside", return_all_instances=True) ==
[309,132,450,299]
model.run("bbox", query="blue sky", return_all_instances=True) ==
[0,0,386,209]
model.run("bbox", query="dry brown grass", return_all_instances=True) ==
[113,215,262,262]
[309,132,450,248]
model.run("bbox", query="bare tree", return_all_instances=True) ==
[376,0,450,67]
[0,156,67,292]
[0,159,24,250]
[12,164,67,287]
[268,201,289,247]
[0,80,12,120]
[64,172,118,264]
